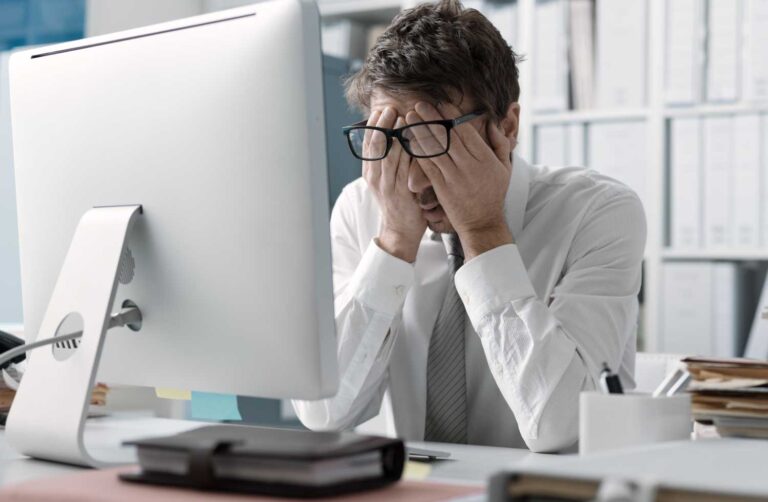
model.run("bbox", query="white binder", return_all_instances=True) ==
[664,0,705,105]
[732,114,761,248]
[742,0,768,102]
[595,0,646,108]
[706,0,742,102]
[534,124,566,168]
[533,0,569,112]
[669,118,702,249]
[702,116,733,248]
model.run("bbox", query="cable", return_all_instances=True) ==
[0,306,142,370]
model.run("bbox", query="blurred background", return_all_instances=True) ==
[1,0,767,425]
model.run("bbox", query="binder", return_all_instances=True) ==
[661,262,745,357]
[565,123,585,167]
[664,0,705,105]
[706,0,742,102]
[120,425,405,497]
[534,124,566,167]
[742,0,768,102]
[745,274,768,360]
[702,115,733,248]
[587,121,647,205]
[485,0,518,48]
[669,117,702,249]
[732,114,761,248]
[533,0,569,112]
[595,0,646,108]
[568,0,594,110]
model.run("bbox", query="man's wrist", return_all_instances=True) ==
[376,228,421,263]
[459,223,514,262]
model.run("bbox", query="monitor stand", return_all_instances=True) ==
[6,205,145,467]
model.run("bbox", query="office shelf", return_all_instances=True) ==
[318,0,403,21]
[531,108,650,125]
[663,103,768,118]
[662,249,768,261]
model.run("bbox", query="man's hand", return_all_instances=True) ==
[363,106,427,263]
[406,101,513,261]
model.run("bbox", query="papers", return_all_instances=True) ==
[684,357,768,438]
[706,0,742,102]
[595,0,646,108]
[664,0,705,104]
[190,391,242,421]
[533,0,569,112]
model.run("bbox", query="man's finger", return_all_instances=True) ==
[410,102,450,150]
[488,121,512,167]
[417,157,446,190]
[436,101,489,161]
[405,110,461,174]
[363,109,382,152]
[382,116,406,190]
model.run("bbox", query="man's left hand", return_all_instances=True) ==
[406,101,514,261]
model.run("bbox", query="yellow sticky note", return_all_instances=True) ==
[155,388,191,400]
[403,460,432,481]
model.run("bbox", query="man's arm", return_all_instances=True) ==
[455,191,646,452]
[292,183,417,431]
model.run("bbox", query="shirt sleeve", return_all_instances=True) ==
[292,186,414,431]
[454,191,646,453]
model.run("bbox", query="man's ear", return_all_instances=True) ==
[500,102,521,142]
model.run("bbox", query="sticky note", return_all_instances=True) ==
[155,388,191,400]
[403,460,432,480]
[190,391,242,421]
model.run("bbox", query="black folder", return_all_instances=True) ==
[120,425,405,498]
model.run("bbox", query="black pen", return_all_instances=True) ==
[599,362,624,394]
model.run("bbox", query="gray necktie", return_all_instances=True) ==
[424,232,467,443]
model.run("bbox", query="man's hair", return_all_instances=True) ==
[345,0,521,122]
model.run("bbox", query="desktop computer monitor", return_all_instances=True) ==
[9,0,338,445]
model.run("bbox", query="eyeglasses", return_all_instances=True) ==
[342,111,483,161]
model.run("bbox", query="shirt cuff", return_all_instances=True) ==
[348,239,416,315]
[454,244,537,327]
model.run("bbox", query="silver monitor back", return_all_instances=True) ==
[10,0,338,400]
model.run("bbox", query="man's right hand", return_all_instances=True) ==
[363,106,426,263]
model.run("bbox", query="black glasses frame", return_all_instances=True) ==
[342,111,483,161]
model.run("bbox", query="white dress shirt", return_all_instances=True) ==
[293,154,646,453]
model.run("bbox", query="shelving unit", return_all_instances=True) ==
[320,0,768,355]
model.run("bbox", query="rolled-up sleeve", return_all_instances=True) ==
[455,191,646,452]
[293,186,414,431]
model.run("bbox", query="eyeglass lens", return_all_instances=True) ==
[348,123,450,160]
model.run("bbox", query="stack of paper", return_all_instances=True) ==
[684,357,768,438]
[534,123,585,167]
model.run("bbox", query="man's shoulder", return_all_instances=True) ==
[529,165,641,209]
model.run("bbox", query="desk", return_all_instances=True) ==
[2,415,768,498]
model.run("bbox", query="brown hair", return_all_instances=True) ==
[344,0,521,122]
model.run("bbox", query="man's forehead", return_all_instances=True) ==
[369,88,474,115]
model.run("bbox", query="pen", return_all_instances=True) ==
[599,363,624,394]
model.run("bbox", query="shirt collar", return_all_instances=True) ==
[504,152,531,238]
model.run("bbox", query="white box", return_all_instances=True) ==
[579,392,692,455]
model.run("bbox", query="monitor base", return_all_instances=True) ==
[6,205,142,467]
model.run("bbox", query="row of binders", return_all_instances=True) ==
[532,0,646,111]
[670,114,768,250]
[534,120,648,205]
[533,0,768,111]
[667,0,768,105]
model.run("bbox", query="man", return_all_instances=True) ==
[294,0,645,453]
